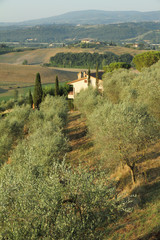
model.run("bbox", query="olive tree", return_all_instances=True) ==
[88,102,160,184]
[0,157,129,240]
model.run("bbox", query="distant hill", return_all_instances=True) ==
[1,10,160,26]
[0,22,160,44]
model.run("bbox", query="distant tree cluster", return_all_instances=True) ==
[49,52,133,69]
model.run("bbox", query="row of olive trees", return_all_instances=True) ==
[0,96,128,239]
[75,61,160,184]
[0,105,32,166]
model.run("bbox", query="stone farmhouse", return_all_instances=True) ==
[67,71,104,99]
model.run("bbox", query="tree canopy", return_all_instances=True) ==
[133,51,160,71]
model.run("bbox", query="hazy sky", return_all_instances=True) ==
[0,0,160,22]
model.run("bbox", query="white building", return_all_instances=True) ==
[67,71,103,99]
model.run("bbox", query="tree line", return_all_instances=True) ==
[49,52,133,69]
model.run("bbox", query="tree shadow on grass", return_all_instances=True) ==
[68,113,81,122]
[131,180,160,207]
[137,228,160,240]
[0,88,8,94]
[136,151,160,164]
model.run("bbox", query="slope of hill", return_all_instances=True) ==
[0,22,160,43]
[1,10,160,26]
[0,47,146,65]
[66,111,160,240]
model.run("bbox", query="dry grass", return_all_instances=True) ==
[0,63,78,99]
[0,47,146,65]
[65,111,100,168]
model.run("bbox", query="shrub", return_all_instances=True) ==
[104,62,131,73]
[102,69,137,103]
[88,102,160,183]
[0,105,31,165]
[133,51,160,71]
[130,61,160,121]
[74,87,102,117]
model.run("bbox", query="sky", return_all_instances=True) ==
[0,0,160,22]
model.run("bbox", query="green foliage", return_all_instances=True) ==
[55,75,59,96]
[88,67,91,86]
[0,105,31,165]
[130,61,160,121]
[0,159,124,239]
[22,59,28,65]
[1,22,160,44]
[74,87,102,117]
[133,51,160,71]
[104,62,131,73]
[42,83,72,98]
[28,89,33,108]
[0,98,15,112]
[86,100,160,184]
[13,89,19,100]
[75,62,160,184]
[102,69,137,103]
[96,64,99,87]
[50,52,133,69]
[33,72,43,108]
[40,95,68,127]
[0,95,128,239]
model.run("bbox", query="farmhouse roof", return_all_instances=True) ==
[67,71,104,85]
[67,77,87,84]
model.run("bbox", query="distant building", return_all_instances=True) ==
[67,71,103,99]
[81,38,95,44]
[133,43,139,48]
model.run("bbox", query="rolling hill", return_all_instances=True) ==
[1,10,160,26]
[0,47,146,65]
[0,22,160,43]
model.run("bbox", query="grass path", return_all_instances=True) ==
[65,111,99,167]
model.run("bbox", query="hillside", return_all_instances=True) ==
[1,10,160,26]
[0,61,160,239]
[0,22,160,43]
[66,111,160,239]
[0,47,146,65]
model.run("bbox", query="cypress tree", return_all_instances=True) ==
[88,67,91,86]
[33,73,43,109]
[28,89,33,108]
[96,64,99,88]
[55,75,59,96]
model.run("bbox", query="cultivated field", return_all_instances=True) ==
[0,63,78,100]
[0,46,146,65]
